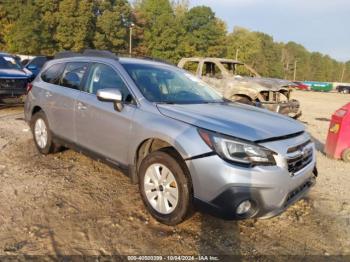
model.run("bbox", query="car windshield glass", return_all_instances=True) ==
[0,56,22,70]
[122,62,223,104]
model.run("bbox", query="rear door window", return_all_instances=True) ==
[60,62,88,90]
[41,63,66,85]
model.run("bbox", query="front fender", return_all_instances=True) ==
[128,108,211,164]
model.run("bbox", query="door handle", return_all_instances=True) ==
[45,91,52,97]
[77,102,87,110]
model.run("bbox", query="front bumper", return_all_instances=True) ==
[0,88,26,98]
[0,78,29,99]
[260,99,301,119]
[188,153,317,220]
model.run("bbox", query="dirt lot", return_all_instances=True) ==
[0,91,349,259]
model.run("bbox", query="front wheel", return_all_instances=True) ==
[138,149,193,225]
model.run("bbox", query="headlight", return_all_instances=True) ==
[198,129,276,166]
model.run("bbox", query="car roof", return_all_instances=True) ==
[49,56,174,69]
[42,50,176,70]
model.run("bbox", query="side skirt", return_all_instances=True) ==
[52,135,137,183]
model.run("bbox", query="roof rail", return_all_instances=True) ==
[54,49,119,60]
[142,56,174,65]
[54,51,80,59]
[117,52,173,65]
[83,49,119,59]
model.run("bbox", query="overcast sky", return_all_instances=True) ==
[190,0,349,62]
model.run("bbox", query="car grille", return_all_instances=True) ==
[0,78,28,90]
[287,140,313,174]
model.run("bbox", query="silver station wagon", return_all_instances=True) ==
[24,50,318,225]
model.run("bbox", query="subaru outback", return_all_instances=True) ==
[24,50,317,225]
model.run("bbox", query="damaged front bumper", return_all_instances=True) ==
[258,99,302,119]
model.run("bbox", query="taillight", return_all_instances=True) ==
[26,83,33,94]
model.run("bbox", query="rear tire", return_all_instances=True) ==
[138,149,193,225]
[341,148,350,162]
[30,111,60,154]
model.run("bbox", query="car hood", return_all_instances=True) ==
[157,102,304,142]
[0,68,33,78]
[229,76,293,91]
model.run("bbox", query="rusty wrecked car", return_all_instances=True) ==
[178,57,301,118]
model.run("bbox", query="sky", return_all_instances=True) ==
[190,0,350,62]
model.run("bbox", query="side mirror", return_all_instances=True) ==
[96,88,123,111]
[27,64,37,70]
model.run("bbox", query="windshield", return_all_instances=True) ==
[0,55,22,70]
[121,62,223,104]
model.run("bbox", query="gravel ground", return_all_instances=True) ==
[0,91,349,259]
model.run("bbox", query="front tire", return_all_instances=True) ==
[30,111,59,154]
[138,149,193,225]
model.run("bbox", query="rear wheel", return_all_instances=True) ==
[138,149,193,225]
[30,111,60,154]
[341,148,350,162]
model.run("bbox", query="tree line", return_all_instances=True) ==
[0,0,349,82]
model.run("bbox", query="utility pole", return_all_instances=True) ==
[129,22,135,55]
[340,63,346,82]
[293,60,298,81]
[235,49,239,60]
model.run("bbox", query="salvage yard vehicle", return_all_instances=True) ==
[23,56,52,77]
[303,81,333,92]
[336,85,350,94]
[293,81,310,91]
[178,57,301,118]
[0,52,33,102]
[24,50,317,225]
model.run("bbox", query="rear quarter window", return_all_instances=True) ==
[41,63,66,85]
[60,62,88,90]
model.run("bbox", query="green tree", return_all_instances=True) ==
[55,0,94,51]
[135,0,180,62]
[254,32,283,78]
[3,1,42,54]
[93,0,131,53]
[179,6,227,58]
[34,0,60,54]
[226,27,262,67]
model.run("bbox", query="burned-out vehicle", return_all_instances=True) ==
[178,58,301,118]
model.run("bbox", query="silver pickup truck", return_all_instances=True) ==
[178,57,301,118]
